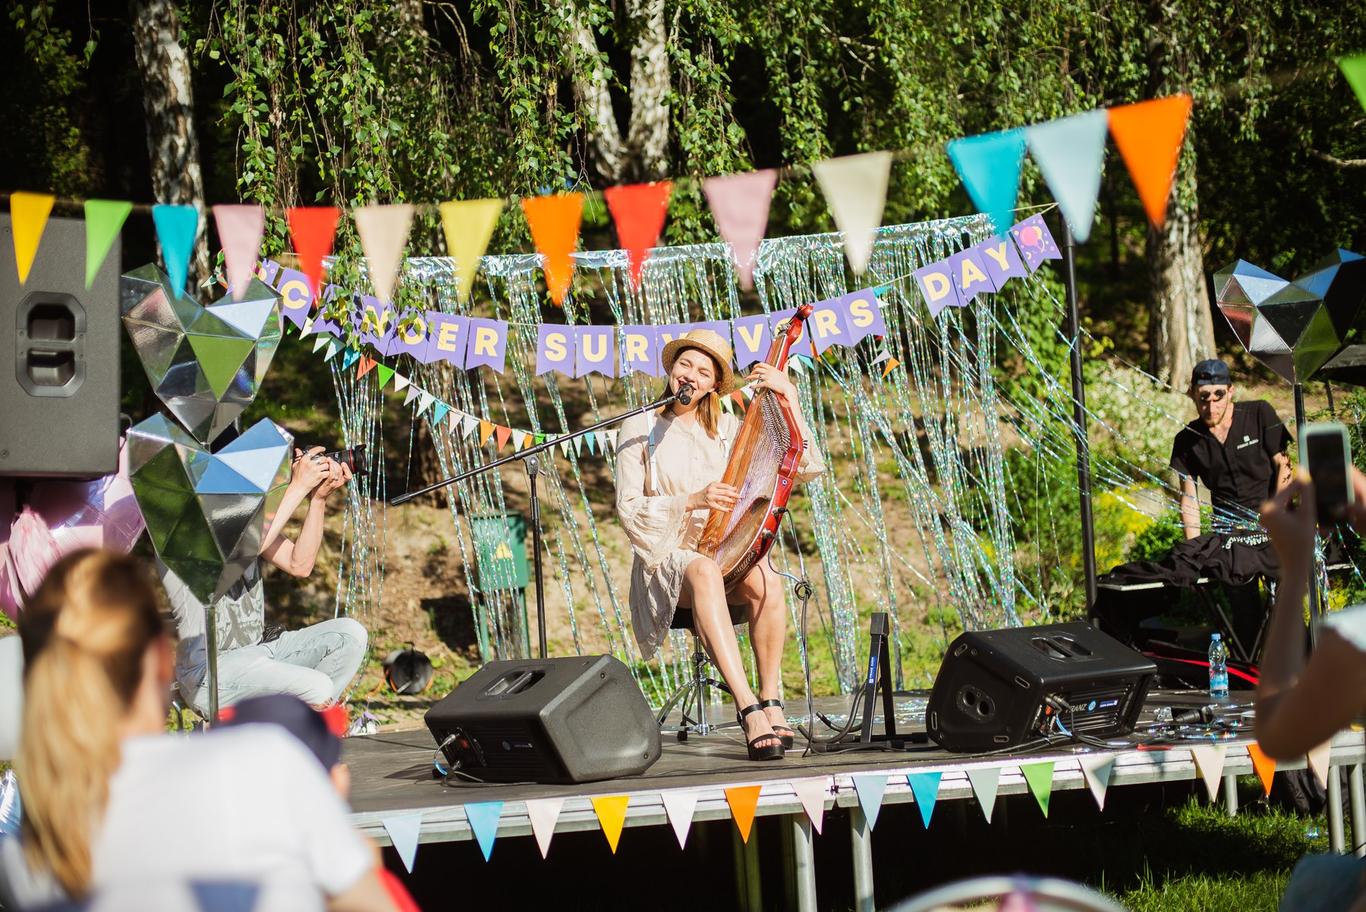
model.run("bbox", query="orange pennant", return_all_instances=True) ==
[603,181,672,290]
[478,420,495,447]
[355,356,378,379]
[590,795,630,853]
[286,206,341,300]
[1248,742,1277,797]
[521,193,583,306]
[494,425,513,451]
[725,785,762,843]
[1106,94,1193,230]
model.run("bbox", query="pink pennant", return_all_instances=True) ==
[604,182,673,290]
[703,169,778,291]
[212,205,266,300]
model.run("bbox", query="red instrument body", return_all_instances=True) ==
[700,304,815,588]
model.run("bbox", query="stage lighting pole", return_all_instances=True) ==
[1063,224,1099,608]
[1293,381,1325,644]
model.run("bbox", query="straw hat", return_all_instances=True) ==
[660,328,736,396]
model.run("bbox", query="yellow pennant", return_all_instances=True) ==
[590,795,630,854]
[10,191,56,285]
[439,199,505,305]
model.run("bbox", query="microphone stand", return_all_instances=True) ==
[391,385,693,659]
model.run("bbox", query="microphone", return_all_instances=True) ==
[1170,705,1218,725]
[676,382,694,405]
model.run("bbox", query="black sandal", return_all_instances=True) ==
[737,703,785,761]
[760,698,796,749]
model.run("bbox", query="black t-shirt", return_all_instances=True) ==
[1170,399,1291,525]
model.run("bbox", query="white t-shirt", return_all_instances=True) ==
[90,725,372,911]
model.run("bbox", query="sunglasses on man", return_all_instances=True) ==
[1197,388,1229,403]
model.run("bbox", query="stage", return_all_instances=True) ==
[341,691,1366,910]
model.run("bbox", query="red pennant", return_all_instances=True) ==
[286,206,341,301]
[521,193,583,307]
[494,425,513,450]
[355,356,378,379]
[604,182,672,290]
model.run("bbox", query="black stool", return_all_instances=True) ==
[654,602,746,741]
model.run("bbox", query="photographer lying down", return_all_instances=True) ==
[158,445,368,716]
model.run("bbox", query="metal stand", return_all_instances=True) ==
[655,633,732,738]
[809,612,922,752]
[1062,223,1098,607]
[205,602,219,723]
[391,388,687,659]
[1293,382,1326,643]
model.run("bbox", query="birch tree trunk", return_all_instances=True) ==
[129,0,210,291]
[1146,152,1215,387]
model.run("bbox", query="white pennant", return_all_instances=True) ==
[403,386,422,407]
[791,778,829,834]
[1079,756,1117,811]
[448,410,461,430]
[524,798,564,859]
[966,767,1001,823]
[660,789,699,849]
[380,811,424,873]
[354,203,415,304]
[416,392,436,415]
[1307,741,1333,789]
[1190,744,1228,803]
[461,414,480,439]
[811,151,893,277]
[393,373,411,393]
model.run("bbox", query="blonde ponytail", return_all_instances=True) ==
[15,551,163,897]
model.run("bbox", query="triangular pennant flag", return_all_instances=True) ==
[661,789,700,849]
[312,334,331,354]
[403,386,421,407]
[946,129,1027,237]
[380,811,424,873]
[393,373,411,393]
[1248,743,1277,798]
[881,357,901,378]
[461,414,480,439]
[479,420,495,447]
[1106,94,1193,230]
[439,199,504,305]
[590,795,630,853]
[10,191,55,286]
[151,203,199,295]
[1190,744,1228,803]
[448,411,461,431]
[355,356,378,379]
[354,203,415,303]
[416,392,435,415]
[323,340,343,362]
[524,797,564,859]
[212,204,266,300]
[906,772,942,828]
[791,778,829,835]
[464,801,503,862]
[84,199,132,289]
[1024,110,1109,242]
[340,348,361,370]
[1341,55,1366,114]
[494,425,513,451]
[1020,762,1055,817]
[703,169,778,291]
[811,152,893,277]
[1079,756,1117,811]
[851,775,888,831]
[967,767,1001,823]
[559,438,573,457]
[604,181,673,289]
[376,364,395,388]
[1307,741,1333,789]
[522,193,583,306]
[286,206,341,300]
[431,403,450,427]
[724,785,762,843]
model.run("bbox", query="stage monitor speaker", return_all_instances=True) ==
[0,213,121,478]
[425,654,662,784]
[927,621,1156,753]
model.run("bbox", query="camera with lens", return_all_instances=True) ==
[310,444,368,479]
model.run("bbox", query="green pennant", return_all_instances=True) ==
[1340,55,1366,113]
[376,364,395,388]
[84,200,133,289]
[1021,761,1055,818]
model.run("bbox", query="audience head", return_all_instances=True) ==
[219,694,351,797]
[15,549,169,897]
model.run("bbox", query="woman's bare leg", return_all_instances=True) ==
[734,560,788,731]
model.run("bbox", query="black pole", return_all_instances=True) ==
[1063,224,1099,608]
[526,454,548,659]
[1293,382,1324,645]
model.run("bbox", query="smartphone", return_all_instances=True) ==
[1301,422,1353,523]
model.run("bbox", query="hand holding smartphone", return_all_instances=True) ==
[1300,422,1353,524]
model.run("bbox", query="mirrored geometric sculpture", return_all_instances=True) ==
[127,413,293,603]
[1214,259,1295,382]
[121,264,283,444]
[1310,251,1366,387]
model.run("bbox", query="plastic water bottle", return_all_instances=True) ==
[1209,633,1229,701]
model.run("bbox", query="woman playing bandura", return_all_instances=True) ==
[615,328,825,760]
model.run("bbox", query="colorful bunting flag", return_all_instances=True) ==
[703,169,778,291]
[464,801,503,862]
[1248,743,1277,797]
[151,203,199,295]
[967,767,1001,823]
[1106,94,1193,230]
[522,192,583,306]
[430,403,450,427]
[946,129,1027,238]
[494,425,512,450]
[354,203,415,303]
[1079,756,1116,811]
[10,191,55,286]
[375,364,395,388]
[1190,744,1228,803]
[84,199,132,289]
[591,795,630,853]
[725,785,762,843]
[381,811,424,873]
[906,772,942,828]
[881,357,901,378]
[812,151,893,277]
[1025,110,1109,243]
[525,797,564,859]
[1010,214,1062,272]
[851,775,888,831]
[403,386,421,406]
[479,420,495,447]
[1340,55,1366,114]
[393,373,411,393]
[439,198,505,305]
[1307,741,1333,789]
[212,204,265,300]
[791,778,829,835]
[286,206,341,300]
[355,356,378,379]
[661,789,699,849]
[604,181,672,289]
[1020,761,1055,817]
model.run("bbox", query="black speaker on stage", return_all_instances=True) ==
[0,213,120,477]
[926,622,1156,752]
[426,654,662,784]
